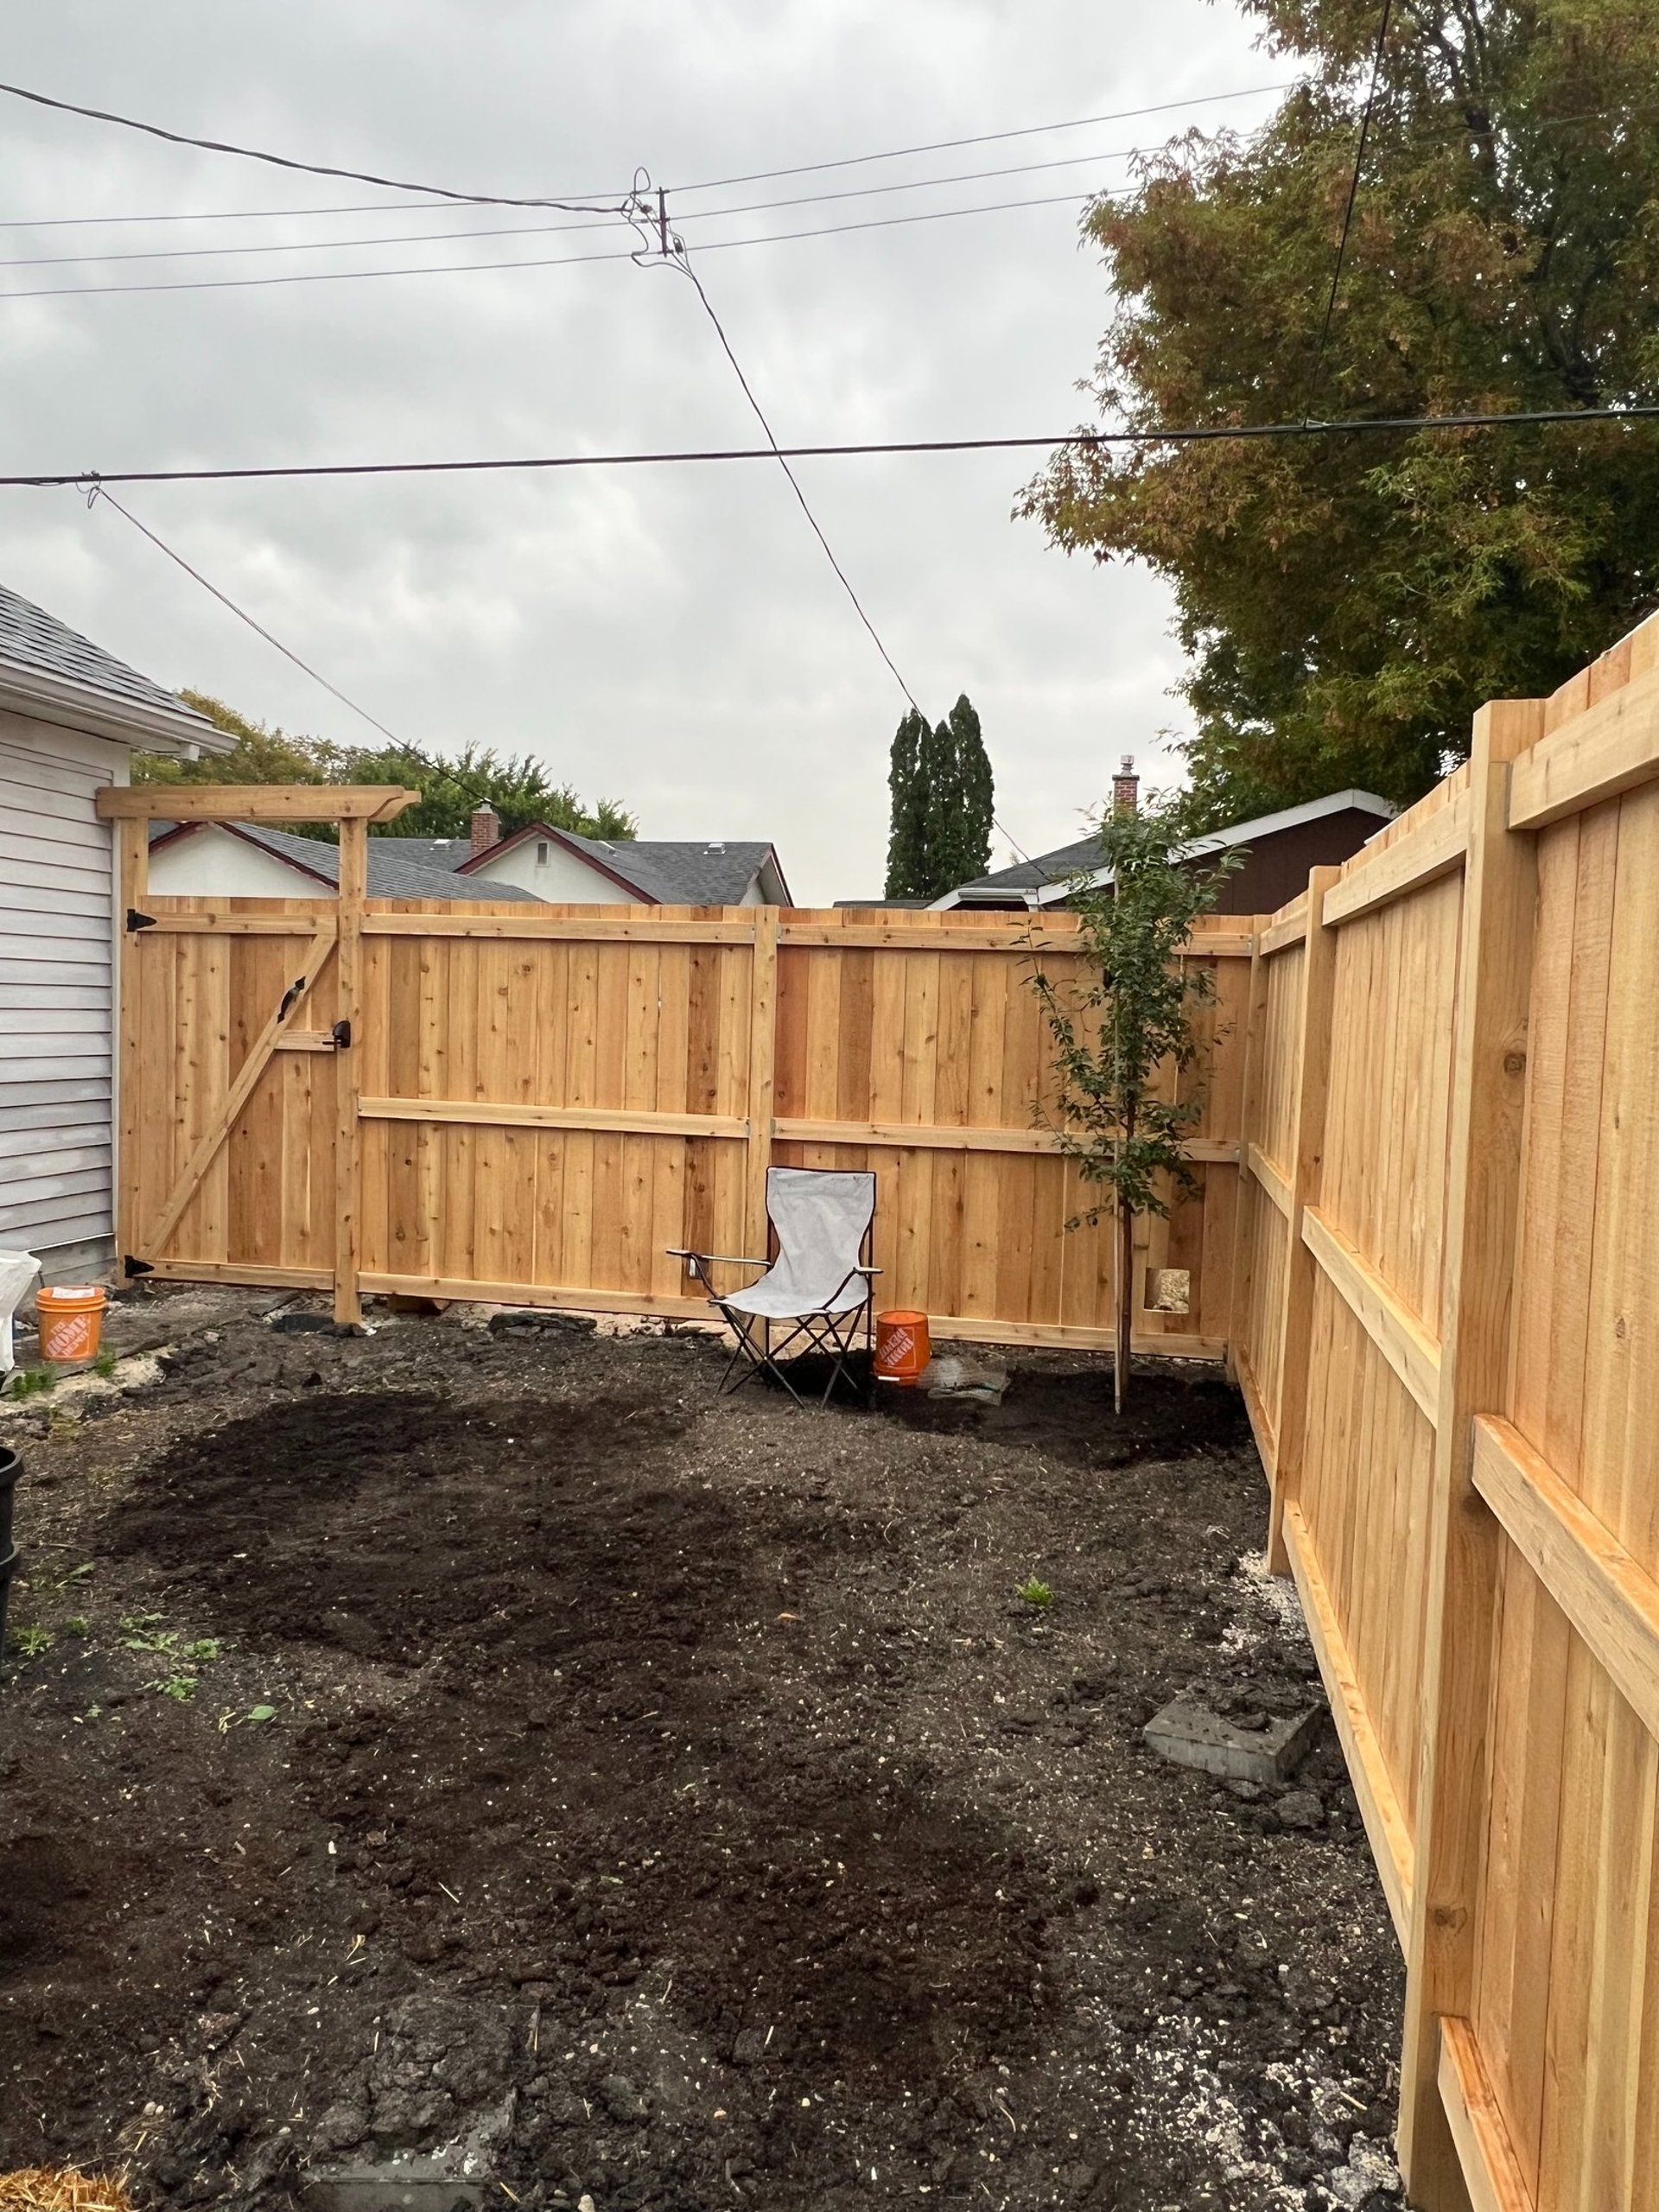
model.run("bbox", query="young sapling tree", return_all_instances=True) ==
[1027,796,1240,1413]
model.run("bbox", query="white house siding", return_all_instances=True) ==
[469,839,632,903]
[0,709,124,1274]
[148,824,322,898]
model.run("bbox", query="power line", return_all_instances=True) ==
[646,225,922,712]
[0,84,1642,237]
[0,78,626,214]
[641,221,1031,858]
[91,486,407,747]
[0,184,1139,301]
[1304,0,1394,421]
[0,145,1162,273]
[10,407,1649,493]
[672,84,1294,193]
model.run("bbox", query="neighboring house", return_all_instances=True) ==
[0,582,230,1282]
[147,818,540,901]
[930,776,1397,917]
[396,807,793,906]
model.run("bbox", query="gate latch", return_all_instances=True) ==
[331,1019,352,1049]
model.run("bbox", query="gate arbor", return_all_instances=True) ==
[99,783,1255,1347]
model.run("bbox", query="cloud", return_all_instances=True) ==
[0,0,1274,895]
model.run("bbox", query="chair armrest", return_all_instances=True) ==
[666,1249,769,1268]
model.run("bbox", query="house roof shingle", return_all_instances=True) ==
[0,582,219,734]
[938,791,1398,907]
[562,835,779,905]
[149,820,541,900]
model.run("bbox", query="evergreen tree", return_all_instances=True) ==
[928,693,995,891]
[884,708,931,897]
[883,695,995,899]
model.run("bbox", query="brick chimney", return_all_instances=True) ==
[470,801,499,858]
[1112,754,1140,815]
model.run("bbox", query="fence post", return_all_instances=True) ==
[745,906,779,1260]
[1396,700,1544,2205]
[114,814,149,1268]
[1224,926,1268,1393]
[333,817,366,1328]
[1266,864,1340,1574]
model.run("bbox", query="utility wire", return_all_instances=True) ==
[0,146,1158,272]
[1303,0,1394,421]
[652,229,923,715]
[0,184,1139,301]
[0,85,1641,235]
[0,78,626,214]
[91,488,547,818]
[671,83,1292,192]
[90,486,407,747]
[10,407,1654,492]
[0,77,1290,229]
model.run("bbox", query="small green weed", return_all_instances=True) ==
[5,1366,54,1399]
[10,1624,54,1656]
[30,1558,93,1603]
[1016,1578,1054,1611]
[64,1614,90,1637]
[157,1674,196,1702]
[92,1349,118,1377]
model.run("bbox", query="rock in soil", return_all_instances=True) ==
[0,1290,1402,2209]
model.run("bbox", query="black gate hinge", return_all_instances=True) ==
[126,908,156,932]
[123,1255,155,1279]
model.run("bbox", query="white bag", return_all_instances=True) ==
[0,1250,42,1374]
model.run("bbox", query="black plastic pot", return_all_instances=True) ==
[0,1447,18,1662]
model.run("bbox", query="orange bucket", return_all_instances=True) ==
[874,1309,931,1386]
[36,1284,107,1363]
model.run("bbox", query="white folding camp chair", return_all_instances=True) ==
[671,1166,879,1406]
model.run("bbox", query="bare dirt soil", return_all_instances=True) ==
[0,1291,1402,2211]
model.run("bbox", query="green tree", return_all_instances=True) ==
[1021,0,1659,828]
[1027,800,1240,1411]
[336,741,636,842]
[884,708,931,897]
[925,694,995,892]
[134,691,334,787]
[883,695,995,898]
[136,699,635,843]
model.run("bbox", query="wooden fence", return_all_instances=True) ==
[1234,611,1659,2211]
[104,607,1659,2212]
[103,811,1254,1359]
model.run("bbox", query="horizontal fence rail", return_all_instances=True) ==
[1234,610,1659,2212]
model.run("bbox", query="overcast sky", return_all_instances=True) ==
[0,3,1284,899]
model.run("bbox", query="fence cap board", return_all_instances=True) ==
[98,784,420,823]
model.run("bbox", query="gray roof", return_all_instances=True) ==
[150,820,540,899]
[942,791,1398,907]
[389,836,472,874]
[950,835,1104,899]
[563,835,779,904]
[0,580,217,732]
[372,824,786,904]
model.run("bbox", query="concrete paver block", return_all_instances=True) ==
[1142,1697,1321,1784]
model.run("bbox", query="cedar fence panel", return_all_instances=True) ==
[114,887,1255,1358]
[1236,612,1659,2211]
